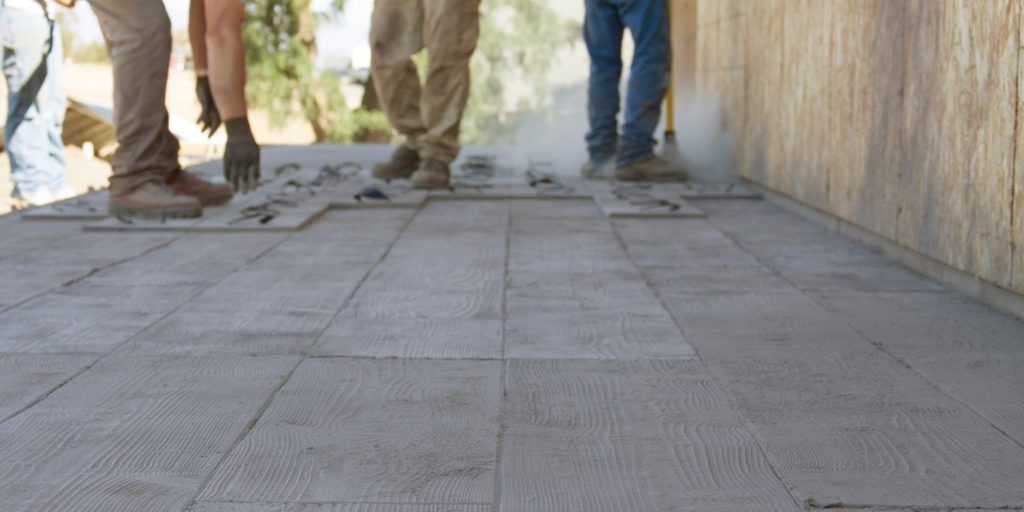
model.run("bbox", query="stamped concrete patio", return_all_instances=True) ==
[1,146,1022,512]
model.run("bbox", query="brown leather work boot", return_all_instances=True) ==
[166,168,234,206]
[410,158,451,189]
[615,155,689,182]
[372,145,421,181]
[108,182,203,219]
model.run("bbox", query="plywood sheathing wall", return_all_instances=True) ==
[688,0,1024,294]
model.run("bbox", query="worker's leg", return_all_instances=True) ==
[42,16,68,194]
[1,5,65,201]
[419,0,480,165]
[617,0,670,166]
[583,0,626,166]
[88,0,180,194]
[370,0,427,150]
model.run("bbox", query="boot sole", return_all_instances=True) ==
[410,175,450,190]
[108,201,203,220]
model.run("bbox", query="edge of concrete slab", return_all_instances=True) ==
[746,181,1024,321]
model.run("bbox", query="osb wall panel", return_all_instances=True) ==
[778,0,833,211]
[693,0,1024,294]
[1016,12,1024,292]
[899,0,1017,288]
[737,0,785,186]
[673,0,697,83]
[827,0,905,240]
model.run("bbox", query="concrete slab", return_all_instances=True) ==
[0,354,298,512]
[505,201,695,360]
[325,201,506,359]
[0,354,95,420]
[199,358,501,504]
[500,359,798,512]
[190,504,490,512]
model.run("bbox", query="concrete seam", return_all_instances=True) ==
[703,206,1024,455]
[491,201,512,512]
[605,217,806,511]
[189,206,421,507]
[0,234,184,316]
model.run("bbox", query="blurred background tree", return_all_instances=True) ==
[242,0,578,144]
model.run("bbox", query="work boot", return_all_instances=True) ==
[108,182,203,219]
[615,155,688,182]
[410,158,451,189]
[372,145,421,181]
[166,168,234,206]
[580,158,614,180]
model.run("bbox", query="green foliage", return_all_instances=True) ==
[462,0,579,143]
[243,0,357,141]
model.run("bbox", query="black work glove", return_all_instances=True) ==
[196,76,221,136]
[224,117,261,193]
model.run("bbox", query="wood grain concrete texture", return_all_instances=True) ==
[0,355,298,512]
[505,201,696,360]
[615,207,1024,508]
[2,156,1024,511]
[320,201,505,359]
[198,358,501,505]
[500,359,798,512]
[691,0,1024,296]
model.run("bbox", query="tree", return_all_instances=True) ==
[462,0,580,144]
[243,0,373,142]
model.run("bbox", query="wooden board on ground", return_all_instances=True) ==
[0,354,298,512]
[198,358,501,504]
[20,194,109,221]
[500,359,799,512]
[505,201,696,359]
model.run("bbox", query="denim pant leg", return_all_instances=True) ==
[618,0,670,166]
[43,18,67,192]
[2,7,65,197]
[583,0,625,164]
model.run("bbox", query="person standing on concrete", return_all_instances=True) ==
[1,0,75,208]
[582,0,684,182]
[189,0,260,194]
[86,0,233,219]
[369,0,481,189]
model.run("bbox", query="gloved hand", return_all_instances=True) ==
[224,117,261,193]
[195,75,221,136]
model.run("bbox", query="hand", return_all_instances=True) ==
[224,117,260,193]
[195,76,221,136]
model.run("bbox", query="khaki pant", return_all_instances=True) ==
[370,0,480,165]
[87,0,180,193]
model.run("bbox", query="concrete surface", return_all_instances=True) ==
[0,148,1023,511]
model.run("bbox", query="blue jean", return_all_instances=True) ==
[584,0,670,166]
[1,4,67,198]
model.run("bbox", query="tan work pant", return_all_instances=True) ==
[87,0,180,193]
[370,0,481,165]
